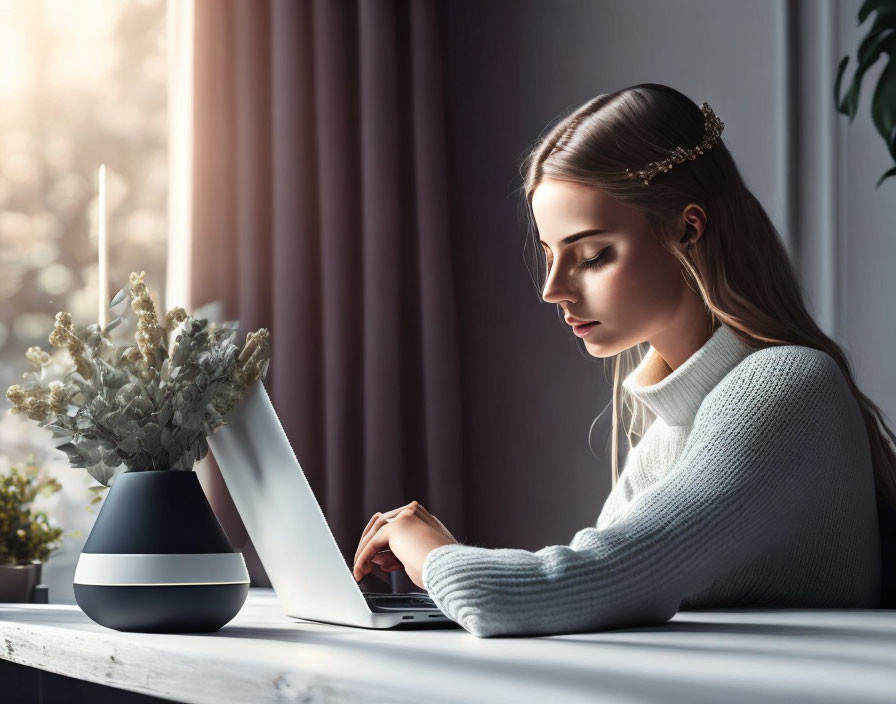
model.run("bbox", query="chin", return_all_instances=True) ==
[582,341,615,359]
[582,333,630,359]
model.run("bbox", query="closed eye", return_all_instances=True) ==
[541,247,610,276]
[579,248,609,270]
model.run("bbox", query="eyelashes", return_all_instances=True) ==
[543,247,610,276]
[579,248,609,271]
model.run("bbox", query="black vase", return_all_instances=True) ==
[73,469,249,633]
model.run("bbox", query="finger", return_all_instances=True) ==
[371,501,417,530]
[371,550,403,571]
[357,501,416,553]
[353,523,393,582]
[355,513,393,565]
[359,512,383,545]
[368,561,392,585]
[353,510,417,582]
[370,549,393,563]
[356,512,397,563]
[355,507,417,568]
[354,502,419,564]
[356,512,384,563]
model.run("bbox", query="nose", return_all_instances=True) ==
[541,262,578,305]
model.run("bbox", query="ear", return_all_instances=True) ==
[678,203,707,250]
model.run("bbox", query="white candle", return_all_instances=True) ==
[98,164,108,329]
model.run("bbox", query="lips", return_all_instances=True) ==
[570,320,599,338]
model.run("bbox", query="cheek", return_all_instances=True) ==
[583,251,681,314]
[633,253,682,304]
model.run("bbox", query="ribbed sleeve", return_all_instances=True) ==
[421,346,879,637]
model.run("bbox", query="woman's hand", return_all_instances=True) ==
[353,501,458,589]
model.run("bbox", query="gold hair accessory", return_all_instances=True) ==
[625,102,724,185]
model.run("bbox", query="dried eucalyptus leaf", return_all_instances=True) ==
[139,435,161,456]
[102,448,120,466]
[68,372,91,392]
[122,419,141,437]
[127,396,153,419]
[99,361,128,389]
[109,287,129,308]
[118,436,139,455]
[87,461,125,487]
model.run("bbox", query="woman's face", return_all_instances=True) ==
[532,178,695,359]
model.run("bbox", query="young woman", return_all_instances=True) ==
[351,83,896,638]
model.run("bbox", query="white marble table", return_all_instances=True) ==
[1,587,895,703]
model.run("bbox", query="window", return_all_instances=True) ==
[0,0,170,601]
[0,0,169,392]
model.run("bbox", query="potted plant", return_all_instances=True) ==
[5,271,271,633]
[0,455,65,602]
[834,0,896,188]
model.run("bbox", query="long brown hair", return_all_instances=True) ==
[518,83,896,516]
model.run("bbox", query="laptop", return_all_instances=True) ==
[205,379,454,629]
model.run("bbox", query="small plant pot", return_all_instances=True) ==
[0,562,42,602]
[73,469,249,633]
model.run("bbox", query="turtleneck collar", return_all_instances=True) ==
[621,322,758,427]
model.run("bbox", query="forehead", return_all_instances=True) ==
[532,179,626,246]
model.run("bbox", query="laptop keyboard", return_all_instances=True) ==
[361,591,438,611]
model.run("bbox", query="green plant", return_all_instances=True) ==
[0,455,65,565]
[835,0,896,188]
[5,271,271,488]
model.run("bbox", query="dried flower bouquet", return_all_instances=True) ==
[5,271,270,488]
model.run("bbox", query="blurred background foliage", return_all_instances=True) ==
[0,0,168,395]
[0,0,168,601]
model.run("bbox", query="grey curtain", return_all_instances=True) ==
[191,0,465,590]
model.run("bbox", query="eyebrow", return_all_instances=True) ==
[540,229,610,249]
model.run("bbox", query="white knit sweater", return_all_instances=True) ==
[421,323,883,637]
